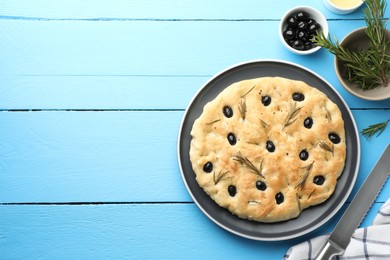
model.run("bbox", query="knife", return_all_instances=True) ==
[315,144,390,260]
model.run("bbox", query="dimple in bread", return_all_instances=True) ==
[189,77,346,223]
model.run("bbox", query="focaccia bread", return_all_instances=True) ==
[189,77,346,222]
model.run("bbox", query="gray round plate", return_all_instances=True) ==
[177,60,360,241]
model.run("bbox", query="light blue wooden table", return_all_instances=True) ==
[0,1,389,259]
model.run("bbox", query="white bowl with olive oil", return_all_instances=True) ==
[323,0,364,14]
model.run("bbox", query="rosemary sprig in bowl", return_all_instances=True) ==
[312,0,390,98]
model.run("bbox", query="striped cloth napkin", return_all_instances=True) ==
[284,198,390,260]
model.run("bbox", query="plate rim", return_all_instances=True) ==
[177,59,360,241]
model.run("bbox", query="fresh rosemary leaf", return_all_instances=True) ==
[238,99,247,120]
[233,152,265,178]
[283,102,302,129]
[206,119,221,125]
[241,85,256,98]
[296,194,302,212]
[361,119,389,140]
[260,119,270,132]
[295,161,315,189]
[318,142,334,156]
[213,170,230,185]
[308,189,316,199]
[325,106,332,122]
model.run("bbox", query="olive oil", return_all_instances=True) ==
[330,0,362,8]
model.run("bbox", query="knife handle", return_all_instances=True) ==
[314,240,344,260]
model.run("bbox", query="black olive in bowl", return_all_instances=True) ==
[279,6,329,55]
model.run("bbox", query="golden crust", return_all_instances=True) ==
[189,77,346,222]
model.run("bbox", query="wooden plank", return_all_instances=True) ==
[0,111,190,203]
[1,75,390,110]
[2,19,389,109]
[0,110,389,203]
[0,75,209,110]
[0,20,367,77]
[0,203,383,259]
[0,0,373,20]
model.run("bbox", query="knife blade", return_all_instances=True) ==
[315,144,390,260]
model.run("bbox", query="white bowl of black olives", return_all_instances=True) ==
[279,6,329,55]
